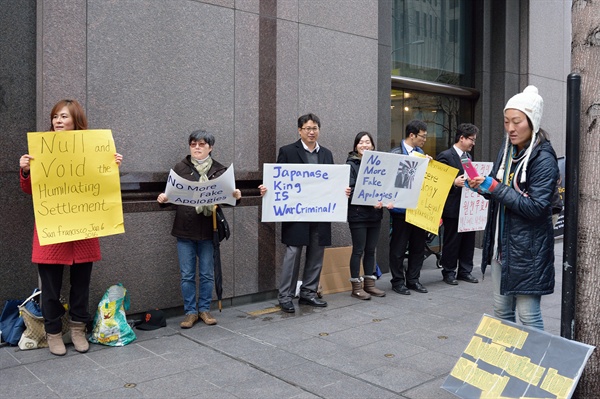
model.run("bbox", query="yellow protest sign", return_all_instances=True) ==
[443,314,594,398]
[406,159,457,235]
[27,129,125,245]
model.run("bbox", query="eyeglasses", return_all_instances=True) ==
[301,127,319,132]
[465,136,476,142]
[190,141,209,147]
[417,134,427,139]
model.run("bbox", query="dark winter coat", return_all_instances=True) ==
[481,139,559,296]
[277,139,334,246]
[169,156,227,241]
[436,146,469,219]
[346,152,383,224]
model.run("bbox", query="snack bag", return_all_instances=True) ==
[89,283,136,346]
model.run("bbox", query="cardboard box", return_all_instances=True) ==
[319,246,353,295]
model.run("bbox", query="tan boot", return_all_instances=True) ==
[363,275,386,297]
[69,321,89,353]
[350,278,371,300]
[47,332,66,356]
[364,276,385,297]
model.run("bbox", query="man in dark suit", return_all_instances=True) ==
[436,123,480,285]
[388,119,430,295]
[259,113,335,313]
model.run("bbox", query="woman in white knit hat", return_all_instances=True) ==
[467,85,559,330]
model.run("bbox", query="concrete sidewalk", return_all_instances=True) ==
[0,242,563,399]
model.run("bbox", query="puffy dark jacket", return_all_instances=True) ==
[169,156,227,241]
[346,152,383,223]
[481,139,559,296]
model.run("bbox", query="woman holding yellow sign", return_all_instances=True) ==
[19,99,123,356]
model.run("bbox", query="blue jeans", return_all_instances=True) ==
[177,238,214,314]
[491,259,544,330]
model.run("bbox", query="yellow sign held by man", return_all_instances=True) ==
[406,159,457,235]
[27,129,124,245]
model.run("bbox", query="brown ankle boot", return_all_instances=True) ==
[69,321,89,353]
[350,278,371,300]
[47,332,67,356]
[363,276,386,297]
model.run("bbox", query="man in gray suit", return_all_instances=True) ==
[259,113,335,313]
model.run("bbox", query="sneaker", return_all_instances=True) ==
[180,313,198,329]
[199,311,217,325]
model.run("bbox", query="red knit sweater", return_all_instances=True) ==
[20,170,101,265]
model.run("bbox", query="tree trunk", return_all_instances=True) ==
[572,0,600,397]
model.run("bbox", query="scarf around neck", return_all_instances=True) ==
[191,156,214,216]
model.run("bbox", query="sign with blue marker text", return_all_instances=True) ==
[164,165,237,207]
[351,150,428,209]
[261,163,350,222]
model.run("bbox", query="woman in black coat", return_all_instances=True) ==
[346,132,387,300]
[468,86,559,330]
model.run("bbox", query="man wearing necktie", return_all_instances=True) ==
[388,120,430,295]
[436,123,480,285]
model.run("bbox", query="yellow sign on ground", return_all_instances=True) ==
[406,159,457,235]
[27,129,125,245]
[443,314,594,398]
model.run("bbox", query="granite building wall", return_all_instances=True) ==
[0,0,571,315]
[1,0,382,314]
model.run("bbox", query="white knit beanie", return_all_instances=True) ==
[497,85,544,183]
[503,85,543,134]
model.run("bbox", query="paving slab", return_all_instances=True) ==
[0,243,565,399]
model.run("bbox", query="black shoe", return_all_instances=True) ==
[280,301,295,313]
[406,282,428,293]
[443,276,458,285]
[391,285,411,295]
[298,297,328,307]
[457,274,479,283]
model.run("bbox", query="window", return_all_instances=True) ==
[415,11,421,36]
[391,0,478,158]
[390,87,475,158]
[392,0,473,87]
[449,19,458,43]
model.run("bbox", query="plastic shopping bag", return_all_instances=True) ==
[89,283,136,346]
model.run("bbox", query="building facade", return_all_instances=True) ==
[0,0,570,313]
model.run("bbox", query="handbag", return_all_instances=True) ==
[215,205,230,242]
[18,291,70,350]
[0,299,25,345]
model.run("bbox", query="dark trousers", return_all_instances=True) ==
[38,262,93,334]
[388,213,427,287]
[440,217,475,278]
[349,222,381,278]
